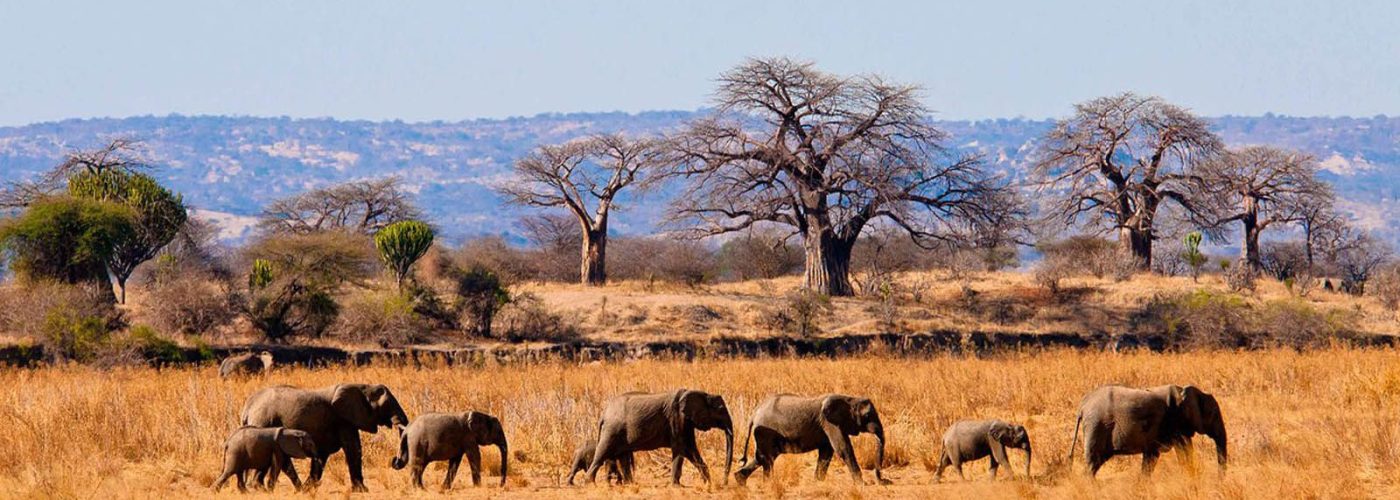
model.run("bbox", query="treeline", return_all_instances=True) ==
[2,57,1399,363]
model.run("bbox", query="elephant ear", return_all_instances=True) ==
[332,385,378,434]
[671,390,700,435]
[1169,385,1208,434]
[988,422,1013,443]
[820,396,855,433]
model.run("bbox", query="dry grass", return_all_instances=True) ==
[3,348,1399,498]
[523,270,1397,343]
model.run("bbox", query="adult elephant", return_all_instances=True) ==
[584,389,734,486]
[241,383,409,492]
[734,394,888,485]
[1069,384,1227,477]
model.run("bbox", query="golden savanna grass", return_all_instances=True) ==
[3,348,1400,498]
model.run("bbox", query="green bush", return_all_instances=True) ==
[127,324,183,363]
[1132,289,1357,349]
[42,306,116,362]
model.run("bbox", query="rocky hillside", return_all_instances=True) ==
[1,113,1397,243]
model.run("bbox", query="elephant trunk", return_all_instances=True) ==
[1211,425,1228,472]
[1023,442,1032,479]
[497,440,509,487]
[722,423,734,486]
[872,423,886,483]
[391,429,408,470]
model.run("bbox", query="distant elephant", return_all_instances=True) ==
[220,351,274,378]
[563,437,631,485]
[734,394,888,486]
[391,411,509,489]
[1069,384,1227,477]
[935,419,1031,481]
[584,389,734,486]
[212,426,319,492]
[240,383,409,492]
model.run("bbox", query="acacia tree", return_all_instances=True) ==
[69,170,188,303]
[669,57,1015,296]
[1,139,151,208]
[1195,146,1330,270]
[260,178,421,235]
[1033,93,1223,270]
[500,133,662,286]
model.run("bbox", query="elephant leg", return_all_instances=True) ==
[620,454,636,484]
[815,443,834,480]
[466,447,483,486]
[684,440,712,484]
[585,428,624,484]
[934,452,950,482]
[306,451,325,486]
[212,470,233,491]
[824,426,862,483]
[411,460,427,489]
[1141,449,1161,476]
[443,456,462,491]
[988,457,999,481]
[252,467,267,490]
[268,456,282,492]
[670,450,686,485]
[235,468,247,493]
[340,429,368,492]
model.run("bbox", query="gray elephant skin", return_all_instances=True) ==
[212,426,318,492]
[564,437,632,485]
[935,419,1031,481]
[391,411,509,489]
[734,393,888,485]
[584,389,734,486]
[1069,384,1227,476]
[220,351,273,378]
[240,383,409,492]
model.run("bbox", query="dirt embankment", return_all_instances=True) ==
[2,330,1396,368]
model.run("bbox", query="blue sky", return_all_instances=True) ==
[1,1,1396,126]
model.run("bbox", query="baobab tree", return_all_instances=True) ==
[1195,146,1331,270]
[1033,93,1223,270]
[669,57,1016,296]
[500,133,663,285]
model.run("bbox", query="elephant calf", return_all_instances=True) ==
[392,411,509,489]
[735,393,888,486]
[935,419,1031,481]
[563,437,631,485]
[212,426,318,492]
[220,351,273,378]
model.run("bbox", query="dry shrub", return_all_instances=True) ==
[143,276,236,336]
[496,292,579,342]
[761,289,832,337]
[717,230,802,281]
[1036,236,1117,278]
[1367,263,1400,317]
[1225,261,1259,293]
[1133,290,1357,349]
[0,282,124,362]
[609,237,718,286]
[331,290,431,347]
[455,236,541,283]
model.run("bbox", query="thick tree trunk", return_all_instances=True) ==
[1119,226,1153,271]
[580,227,607,286]
[1241,217,1261,271]
[803,228,854,296]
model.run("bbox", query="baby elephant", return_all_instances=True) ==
[563,437,632,485]
[219,351,273,378]
[392,411,509,489]
[212,426,319,492]
[936,420,1031,481]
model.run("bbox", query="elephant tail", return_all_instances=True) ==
[1067,411,1083,467]
[390,428,408,470]
[738,420,754,467]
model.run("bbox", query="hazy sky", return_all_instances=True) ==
[1,1,1396,126]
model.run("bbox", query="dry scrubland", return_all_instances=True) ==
[3,348,1400,498]
[514,270,1397,343]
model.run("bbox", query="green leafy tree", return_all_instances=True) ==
[374,220,435,292]
[240,232,374,342]
[69,170,187,303]
[0,197,136,288]
[1183,231,1208,282]
[450,265,510,337]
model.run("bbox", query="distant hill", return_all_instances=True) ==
[1,113,1397,244]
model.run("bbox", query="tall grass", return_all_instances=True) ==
[1,348,1398,498]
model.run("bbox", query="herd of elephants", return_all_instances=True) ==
[212,354,1228,493]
